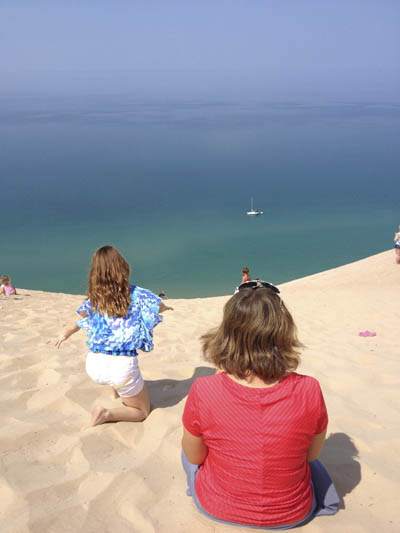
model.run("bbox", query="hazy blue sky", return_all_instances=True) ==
[0,0,399,100]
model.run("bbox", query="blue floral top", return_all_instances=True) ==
[76,285,162,356]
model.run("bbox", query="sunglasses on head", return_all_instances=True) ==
[238,280,280,293]
[238,280,283,306]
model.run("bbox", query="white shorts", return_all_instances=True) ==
[85,352,144,398]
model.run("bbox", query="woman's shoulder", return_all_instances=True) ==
[192,372,322,389]
[191,373,221,391]
[290,371,320,383]
[289,372,323,392]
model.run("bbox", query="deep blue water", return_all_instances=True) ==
[1,96,399,297]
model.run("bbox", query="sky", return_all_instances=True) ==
[0,0,399,100]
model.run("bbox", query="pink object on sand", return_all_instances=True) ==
[359,331,376,337]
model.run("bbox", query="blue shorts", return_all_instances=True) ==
[181,451,339,529]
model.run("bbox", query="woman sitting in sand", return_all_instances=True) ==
[394,225,400,264]
[0,274,17,295]
[181,281,338,528]
[56,245,173,426]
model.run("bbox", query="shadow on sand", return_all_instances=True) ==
[320,432,361,509]
[146,366,216,410]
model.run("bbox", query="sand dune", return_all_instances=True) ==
[0,250,398,532]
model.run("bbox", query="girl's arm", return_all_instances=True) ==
[182,427,208,465]
[159,301,174,313]
[55,312,86,348]
[307,428,327,462]
[394,232,400,242]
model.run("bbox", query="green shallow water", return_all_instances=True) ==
[1,98,399,298]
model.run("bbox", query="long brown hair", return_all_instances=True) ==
[87,246,131,317]
[201,288,302,382]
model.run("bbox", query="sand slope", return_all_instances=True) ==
[0,250,399,532]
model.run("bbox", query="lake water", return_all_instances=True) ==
[1,96,399,298]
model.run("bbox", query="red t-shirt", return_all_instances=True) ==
[182,372,328,527]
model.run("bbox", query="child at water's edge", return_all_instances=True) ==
[394,224,400,264]
[56,245,173,426]
[241,267,251,284]
[0,275,17,295]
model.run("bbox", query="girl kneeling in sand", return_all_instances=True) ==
[56,245,172,426]
[182,281,339,528]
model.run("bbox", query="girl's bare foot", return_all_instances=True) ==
[91,406,110,426]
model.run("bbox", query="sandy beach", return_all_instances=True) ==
[0,249,399,533]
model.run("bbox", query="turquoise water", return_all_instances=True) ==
[1,97,399,297]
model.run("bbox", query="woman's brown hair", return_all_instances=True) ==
[87,246,131,317]
[201,288,302,382]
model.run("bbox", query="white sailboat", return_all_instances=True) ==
[247,197,263,216]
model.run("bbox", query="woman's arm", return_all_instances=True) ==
[307,429,327,462]
[182,427,208,465]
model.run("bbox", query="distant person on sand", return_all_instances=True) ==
[394,225,400,264]
[234,268,252,294]
[55,245,173,426]
[241,267,251,284]
[181,282,339,528]
[158,290,167,299]
[0,275,17,295]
